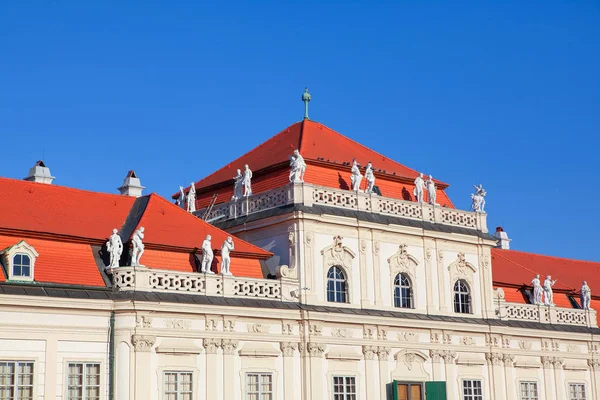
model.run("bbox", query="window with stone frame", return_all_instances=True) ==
[333,376,356,400]
[327,266,348,303]
[163,371,193,400]
[0,241,38,282]
[246,373,273,400]
[67,362,100,400]
[454,280,472,314]
[520,382,538,400]
[393,273,414,309]
[569,383,587,400]
[462,379,483,400]
[0,361,34,400]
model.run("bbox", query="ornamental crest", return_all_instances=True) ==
[448,252,476,285]
[387,244,419,281]
[321,236,355,269]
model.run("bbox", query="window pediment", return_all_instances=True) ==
[320,235,355,269]
[387,244,418,281]
[448,252,476,285]
[0,240,38,282]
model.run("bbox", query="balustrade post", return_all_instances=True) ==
[221,275,235,296]
[133,266,151,291]
[204,274,221,296]
[547,306,558,324]
[300,183,313,207]
[432,205,442,224]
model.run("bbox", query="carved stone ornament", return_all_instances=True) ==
[362,345,378,360]
[222,339,239,355]
[364,326,376,340]
[378,327,388,341]
[165,319,190,330]
[541,356,564,369]
[276,265,298,280]
[321,236,355,270]
[132,335,155,352]
[307,342,325,357]
[248,323,271,334]
[448,252,476,286]
[566,344,580,354]
[332,328,350,338]
[493,288,505,301]
[203,338,221,354]
[373,241,380,256]
[280,342,297,357]
[223,318,235,332]
[486,352,504,366]
[518,340,532,350]
[377,346,391,360]
[135,315,152,328]
[461,336,475,346]
[205,318,218,331]
[309,323,323,336]
[360,240,367,254]
[282,321,294,335]
[503,354,516,367]
[288,231,295,248]
[387,244,418,282]
[304,232,314,246]
[399,332,418,342]
[425,248,432,261]
[429,349,456,364]
[587,359,600,369]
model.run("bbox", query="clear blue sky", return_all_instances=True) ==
[1,1,598,261]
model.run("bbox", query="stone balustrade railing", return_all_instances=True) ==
[498,302,597,328]
[111,266,299,302]
[202,183,488,233]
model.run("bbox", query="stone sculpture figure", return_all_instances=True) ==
[350,159,363,191]
[201,235,214,274]
[543,275,557,306]
[581,281,591,310]
[221,236,235,276]
[178,186,186,209]
[289,150,307,183]
[426,175,437,205]
[242,165,253,197]
[413,173,425,203]
[106,228,123,269]
[186,182,196,213]
[531,274,543,305]
[471,184,487,212]
[131,227,145,266]
[232,169,243,200]
[365,162,375,194]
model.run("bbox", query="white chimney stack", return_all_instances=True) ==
[118,170,145,197]
[494,226,511,250]
[24,160,55,184]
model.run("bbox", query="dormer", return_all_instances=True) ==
[0,241,39,282]
[24,160,55,184]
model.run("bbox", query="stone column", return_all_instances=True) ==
[588,359,600,400]
[552,358,566,400]
[378,346,391,398]
[436,250,448,312]
[359,239,370,308]
[486,352,507,400]
[131,335,155,400]
[307,342,325,399]
[503,354,516,399]
[363,346,380,399]
[204,339,221,400]
[541,356,557,400]
[423,247,435,313]
[281,342,298,400]
[373,241,383,306]
[429,350,446,382]
[222,339,239,400]
[442,351,458,398]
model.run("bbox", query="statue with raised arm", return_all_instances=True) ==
[242,165,253,197]
[106,228,123,269]
[471,184,487,212]
[531,274,542,305]
[201,235,214,274]
[350,159,362,191]
[581,281,591,310]
[221,236,235,276]
[186,182,196,213]
[413,173,425,203]
[178,186,186,209]
[232,169,243,200]
[426,175,437,205]
[365,162,375,194]
[289,150,307,183]
[543,275,557,306]
[130,227,145,266]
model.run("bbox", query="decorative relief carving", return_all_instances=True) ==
[378,327,388,341]
[502,337,511,349]
[307,342,325,357]
[377,346,391,361]
[485,352,504,366]
[518,340,532,350]
[566,344,580,353]
[443,334,452,345]
[399,332,418,343]
[221,339,239,355]
[309,323,323,336]
[588,359,600,369]
[332,328,350,338]
[437,250,444,264]
[206,318,218,331]
[373,241,380,256]
[403,353,416,370]
[541,356,564,369]
[387,244,418,282]
[430,349,456,364]
[431,332,452,345]
[493,288,505,300]
[203,338,221,354]
[282,321,294,335]
[588,342,600,354]
[132,335,156,352]
[425,248,432,261]
[288,230,295,248]
[486,334,500,348]
[542,339,560,352]
[448,252,476,285]
[461,336,475,346]
[482,254,490,269]
[362,345,378,360]
[165,319,190,330]
[280,342,297,357]
[304,232,314,246]
[135,315,152,328]
[321,236,355,269]
[364,326,376,340]
[360,240,367,254]
[248,324,271,334]
[503,354,516,367]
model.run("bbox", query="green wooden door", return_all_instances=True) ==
[425,381,447,400]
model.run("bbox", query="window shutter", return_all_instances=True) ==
[425,381,447,400]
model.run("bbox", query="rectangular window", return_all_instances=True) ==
[67,363,100,400]
[569,384,586,400]
[0,361,34,400]
[462,380,483,400]
[333,376,356,400]
[246,373,273,400]
[164,371,193,400]
[520,382,538,400]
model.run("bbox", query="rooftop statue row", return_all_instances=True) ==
[530,274,592,310]
[232,165,253,200]
[178,182,197,213]
[105,228,236,276]
[350,159,376,194]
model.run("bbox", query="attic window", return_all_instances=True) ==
[0,241,39,282]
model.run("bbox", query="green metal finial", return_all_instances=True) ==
[302,87,311,120]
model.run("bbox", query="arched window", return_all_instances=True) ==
[393,273,413,308]
[12,254,31,278]
[453,280,472,314]
[327,266,348,303]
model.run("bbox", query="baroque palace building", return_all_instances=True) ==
[1,94,600,400]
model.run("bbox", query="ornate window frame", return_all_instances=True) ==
[0,240,39,282]
[447,252,477,287]
[321,236,355,304]
[393,273,414,309]
[387,244,419,308]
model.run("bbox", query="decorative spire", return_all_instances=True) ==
[302,87,311,120]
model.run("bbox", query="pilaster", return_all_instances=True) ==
[131,335,155,400]
[204,338,221,400]
[281,342,298,400]
[307,342,325,400]
[222,339,238,400]
[363,345,380,399]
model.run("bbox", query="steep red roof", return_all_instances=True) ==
[176,119,454,208]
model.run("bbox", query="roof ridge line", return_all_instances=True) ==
[0,176,133,200]
[495,248,600,265]
[493,250,575,290]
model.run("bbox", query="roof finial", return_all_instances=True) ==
[302,87,311,120]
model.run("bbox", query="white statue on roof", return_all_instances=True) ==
[187,182,196,213]
[242,165,253,197]
[531,274,542,305]
[350,159,362,191]
[130,227,145,266]
[289,150,307,183]
[201,235,214,274]
[178,186,186,209]
[413,173,425,203]
[543,275,557,306]
[221,236,234,276]
[232,169,243,200]
[365,162,375,194]
[106,228,123,269]
[425,175,437,205]
[471,184,486,213]
[581,281,591,310]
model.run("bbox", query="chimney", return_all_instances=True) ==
[118,170,145,197]
[24,160,55,184]
[494,226,511,250]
